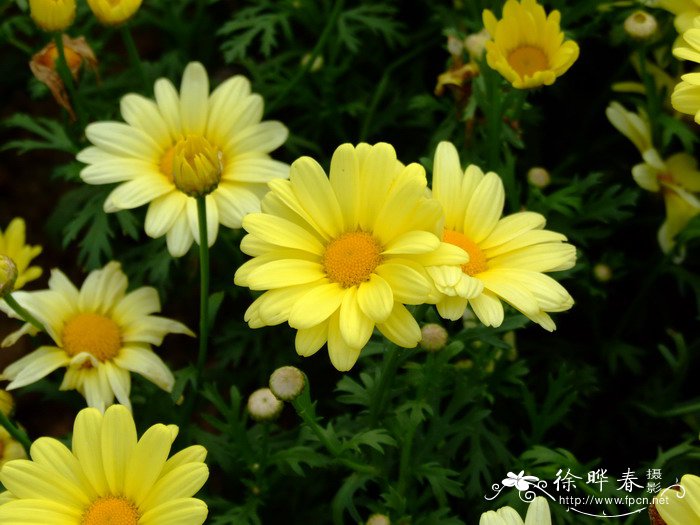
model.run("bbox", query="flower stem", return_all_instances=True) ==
[195,196,210,389]
[369,343,401,426]
[0,410,31,456]
[52,32,86,128]
[120,25,149,93]
[3,294,44,331]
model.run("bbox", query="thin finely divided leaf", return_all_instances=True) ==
[218,4,292,62]
[342,428,396,453]
[336,4,406,53]
[3,113,77,154]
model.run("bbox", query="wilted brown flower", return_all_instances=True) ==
[29,35,98,120]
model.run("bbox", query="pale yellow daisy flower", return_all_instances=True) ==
[427,142,575,331]
[0,218,42,291]
[656,474,700,524]
[658,0,700,34]
[0,404,209,524]
[482,0,579,89]
[234,142,467,371]
[78,62,289,257]
[480,496,552,525]
[606,102,700,252]
[0,262,192,411]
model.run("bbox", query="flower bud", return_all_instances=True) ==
[301,53,324,72]
[527,167,551,188]
[366,514,390,525]
[269,366,305,402]
[446,35,463,57]
[419,323,448,352]
[624,11,658,41]
[593,263,613,282]
[0,390,14,417]
[0,256,18,300]
[247,388,283,422]
[87,0,142,25]
[29,0,76,31]
[172,135,223,198]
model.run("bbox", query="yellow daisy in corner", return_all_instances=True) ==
[480,496,552,525]
[0,261,192,411]
[234,143,467,371]
[427,141,575,331]
[0,404,209,524]
[78,62,289,257]
[655,474,700,524]
[672,17,700,124]
[0,218,42,291]
[482,0,579,89]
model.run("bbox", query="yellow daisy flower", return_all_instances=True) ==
[658,0,700,33]
[234,143,467,371]
[482,0,579,89]
[606,102,700,252]
[427,142,575,331]
[0,404,209,524]
[672,17,700,123]
[480,496,552,525]
[0,218,42,291]
[78,62,289,257]
[656,474,700,524]
[0,262,192,411]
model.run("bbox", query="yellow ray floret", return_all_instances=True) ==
[78,62,290,257]
[0,262,193,411]
[0,404,209,524]
[0,218,42,291]
[427,142,576,331]
[482,0,579,89]
[234,143,468,371]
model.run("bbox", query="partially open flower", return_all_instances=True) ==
[29,0,75,32]
[171,135,224,198]
[30,35,98,121]
[87,0,142,25]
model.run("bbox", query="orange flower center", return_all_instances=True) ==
[39,45,82,71]
[443,229,488,276]
[507,45,549,78]
[62,313,122,361]
[160,136,224,190]
[159,145,177,182]
[323,232,383,288]
[82,496,140,525]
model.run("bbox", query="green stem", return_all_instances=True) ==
[195,196,210,388]
[369,344,401,426]
[485,69,503,172]
[53,33,86,128]
[120,25,149,93]
[4,294,44,331]
[638,46,661,147]
[397,426,416,497]
[0,410,31,456]
[266,0,344,114]
[291,384,377,475]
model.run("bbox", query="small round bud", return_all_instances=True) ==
[269,366,305,401]
[446,35,463,57]
[172,135,223,197]
[419,323,448,352]
[464,28,490,59]
[0,256,18,300]
[87,0,142,26]
[593,263,613,282]
[247,388,284,422]
[527,167,551,189]
[29,0,76,31]
[624,11,658,40]
[366,514,391,525]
